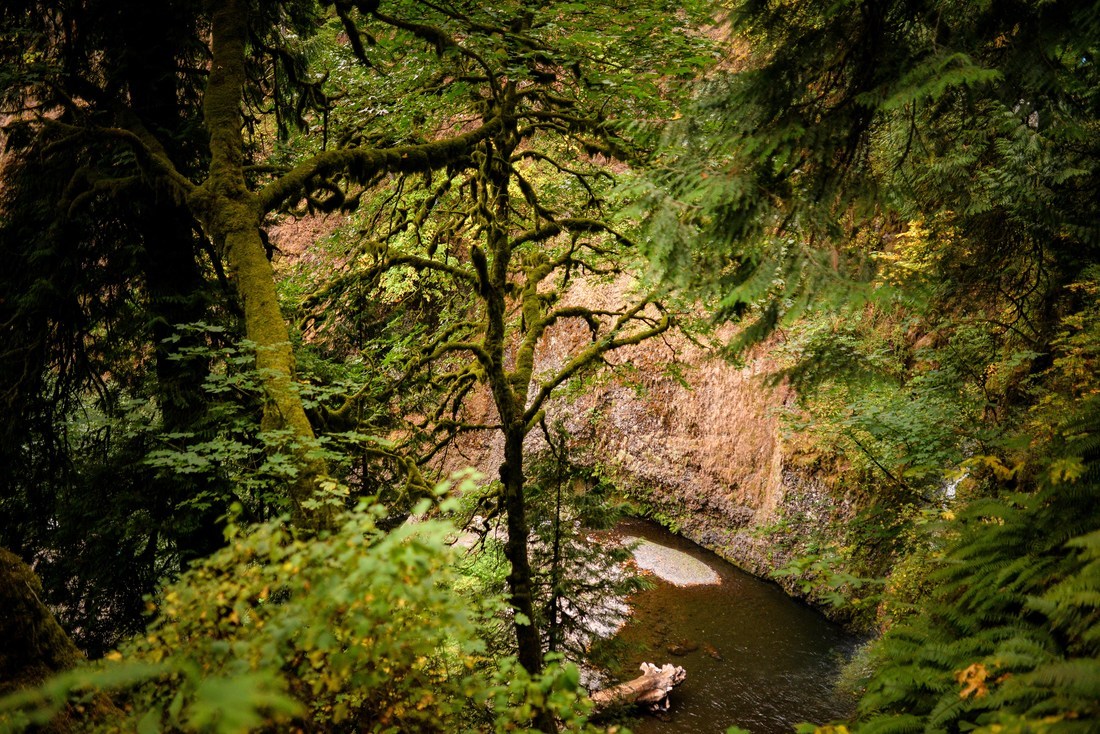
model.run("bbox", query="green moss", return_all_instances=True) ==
[0,548,83,694]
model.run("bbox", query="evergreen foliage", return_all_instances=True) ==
[856,394,1100,731]
[641,0,1100,730]
[6,0,1100,730]
[0,2,223,650]
[642,0,1099,349]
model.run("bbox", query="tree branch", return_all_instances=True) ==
[42,120,195,202]
[256,116,501,213]
[523,302,672,427]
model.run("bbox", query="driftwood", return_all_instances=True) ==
[591,662,687,712]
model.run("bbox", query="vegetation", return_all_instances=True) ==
[643,0,1100,730]
[288,1,701,678]
[1,0,707,730]
[2,0,1099,732]
[1,501,600,733]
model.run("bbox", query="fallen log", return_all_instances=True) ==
[590,662,687,712]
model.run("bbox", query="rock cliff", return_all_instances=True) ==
[442,279,853,600]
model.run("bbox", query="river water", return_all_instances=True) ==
[605,519,859,734]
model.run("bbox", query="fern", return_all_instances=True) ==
[851,394,1100,732]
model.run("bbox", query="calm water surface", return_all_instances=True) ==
[608,519,859,734]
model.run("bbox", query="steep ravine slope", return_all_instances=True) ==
[578,343,852,590]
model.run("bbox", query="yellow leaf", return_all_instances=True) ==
[955,663,990,699]
[1050,457,1085,485]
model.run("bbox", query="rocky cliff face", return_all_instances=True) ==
[570,344,851,597]
[443,281,853,600]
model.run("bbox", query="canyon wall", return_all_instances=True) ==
[270,218,854,601]
[443,284,854,596]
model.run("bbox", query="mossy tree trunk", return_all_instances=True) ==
[475,91,557,734]
[8,0,503,531]
[186,0,333,528]
[0,548,122,730]
[474,97,544,682]
[336,47,674,718]
[159,0,500,529]
[499,427,545,671]
[0,547,83,693]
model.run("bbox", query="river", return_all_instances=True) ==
[603,519,859,734]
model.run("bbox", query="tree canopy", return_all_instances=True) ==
[3,0,1100,732]
[1,0,712,729]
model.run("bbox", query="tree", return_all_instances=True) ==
[2,0,502,532]
[287,0,712,687]
[2,3,714,722]
[1,0,226,653]
[643,0,1099,349]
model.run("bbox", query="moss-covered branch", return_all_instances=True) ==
[380,252,478,283]
[368,7,501,95]
[523,301,672,427]
[256,118,502,214]
[512,149,614,198]
[510,217,627,247]
[42,120,195,202]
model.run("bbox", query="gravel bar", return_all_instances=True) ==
[624,537,721,587]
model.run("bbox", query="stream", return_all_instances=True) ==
[604,519,859,734]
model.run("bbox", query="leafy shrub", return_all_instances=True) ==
[0,502,600,733]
